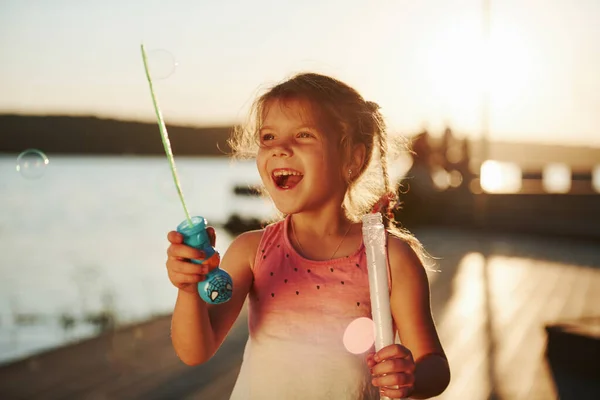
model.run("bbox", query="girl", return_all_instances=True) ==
[165,73,450,399]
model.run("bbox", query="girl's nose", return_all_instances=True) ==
[270,141,293,157]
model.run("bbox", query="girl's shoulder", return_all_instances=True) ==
[235,228,265,246]
[386,226,431,271]
[225,229,265,270]
[387,234,423,268]
[230,218,285,270]
[386,232,432,292]
[234,218,285,246]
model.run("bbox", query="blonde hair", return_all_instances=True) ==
[229,72,431,266]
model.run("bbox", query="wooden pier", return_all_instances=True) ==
[1,229,599,400]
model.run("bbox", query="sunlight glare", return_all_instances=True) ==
[449,170,463,188]
[480,160,522,193]
[543,163,571,193]
[414,15,539,134]
[454,252,486,318]
[432,167,450,191]
[592,165,600,193]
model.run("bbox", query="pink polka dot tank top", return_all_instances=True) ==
[229,216,384,400]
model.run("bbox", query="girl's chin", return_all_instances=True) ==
[270,198,302,215]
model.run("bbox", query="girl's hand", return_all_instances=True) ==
[165,227,217,294]
[367,344,415,399]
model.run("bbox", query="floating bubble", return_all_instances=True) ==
[16,149,49,179]
[146,49,178,80]
[343,317,375,354]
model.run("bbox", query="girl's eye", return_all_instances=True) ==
[261,133,275,141]
[297,131,314,138]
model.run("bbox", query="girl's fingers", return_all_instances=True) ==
[170,272,204,284]
[167,231,183,244]
[374,344,412,362]
[167,244,205,260]
[372,371,414,387]
[379,385,413,399]
[206,226,216,247]
[169,260,210,275]
[371,357,415,376]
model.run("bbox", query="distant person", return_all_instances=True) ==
[455,138,473,191]
[405,130,435,193]
[411,130,433,168]
[164,73,450,399]
[400,131,438,225]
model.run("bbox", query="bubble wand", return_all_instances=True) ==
[140,44,232,304]
[362,202,404,400]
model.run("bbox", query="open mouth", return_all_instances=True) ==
[272,168,304,189]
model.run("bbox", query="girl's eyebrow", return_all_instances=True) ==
[297,125,319,131]
[259,125,319,133]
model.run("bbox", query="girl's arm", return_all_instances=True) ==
[387,236,451,398]
[171,229,261,365]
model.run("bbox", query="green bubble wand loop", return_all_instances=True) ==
[140,44,193,228]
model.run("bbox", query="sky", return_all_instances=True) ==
[1,0,599,147]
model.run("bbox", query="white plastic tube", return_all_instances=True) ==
[362,212,399,400]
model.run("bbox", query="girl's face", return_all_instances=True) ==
[256,98,347,215]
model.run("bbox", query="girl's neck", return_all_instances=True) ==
[288,211,360,261]
[289,209,352,238]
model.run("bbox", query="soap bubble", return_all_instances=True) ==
[16,149,49,179]
[146,49,178,80]
[343,317,375,354]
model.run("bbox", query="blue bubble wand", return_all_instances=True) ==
[140,44,233,304]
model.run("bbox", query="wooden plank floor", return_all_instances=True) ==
[0,229,598,400]
[0,308,249,400]
[424,229,600,400]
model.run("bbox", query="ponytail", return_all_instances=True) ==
[369,101,398,229]
[368,102,433,268]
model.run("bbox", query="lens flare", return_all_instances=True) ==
[343,317,375,354]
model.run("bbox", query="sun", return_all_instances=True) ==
[409,14,539,135]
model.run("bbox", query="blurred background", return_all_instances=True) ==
[0,0,599,399]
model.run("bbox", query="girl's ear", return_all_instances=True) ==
[347,143,366,181]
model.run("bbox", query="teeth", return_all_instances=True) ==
[273,170,302,177]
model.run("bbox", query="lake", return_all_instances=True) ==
[0,155,275,365]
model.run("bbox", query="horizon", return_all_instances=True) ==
[4,112,600,151]
[1,0,599,147]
